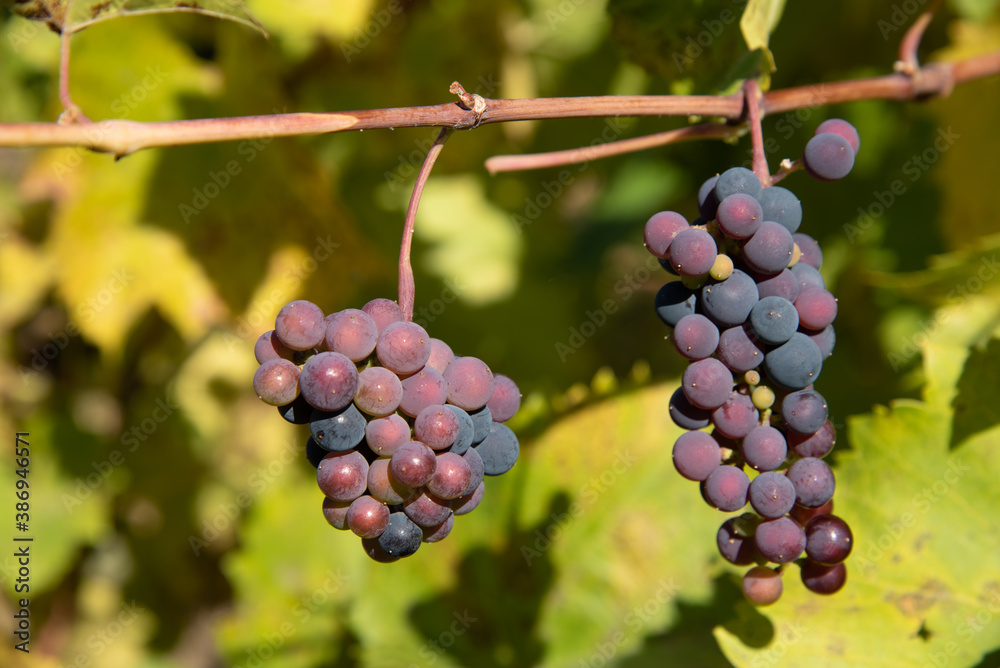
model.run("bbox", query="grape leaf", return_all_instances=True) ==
[11,0,266,35]
[738,0,787,80]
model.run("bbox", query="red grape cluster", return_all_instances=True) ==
[644,121,859,604]
[253,297,521,562]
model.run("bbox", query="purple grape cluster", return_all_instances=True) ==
[646,121,859,604]
[253,297,521,562]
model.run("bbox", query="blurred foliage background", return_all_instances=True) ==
[1,0,1000,666]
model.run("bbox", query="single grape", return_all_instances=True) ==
[815,118,860,153]
[324,308,378,362]
[422,514,455,543]
[749,296,799,346]
[362,298,405,335]
[709,254,735,281]
[398,366,448,417]
[744,369,761,386]
[750,385,775,411]
[791,262,825,291]
[365,413,411,457]
[763,332,823,390]
[759,186,802,234]
[451,480,485,516]
[714,167,763,202]
[716,193,763,240]
[789,420,836,458]
[702,465,750,512]
[427,452,473,499]
[805,514,853,565]
[672,430,722,481]
[742,221,795,275]
[367,457,414,505]
[253,358,300,406]
[389,441,437,488]
[376,321,432,375]
[754,516,806,563]
[754,269,800,303]
[741,425,787,471]
[781,389,828,435]
[414,404,461,450]
[792,233,823,269]
[717,515,758,565]
[673,313,721,361]
[787,457,836,508]
[697,174,720,219]
[682,358,734,410]
[804,132,856,181]
[277,395,313,425]
[299,352,359,412]
[669,228,718,277]
[346,495,390,539]
[644,210,690,258]
[749,471,797,519]
[474,422,519,476]
[790,499,834,526]
[795,288,838,330]
[742,566,783,606]
[701,269,759,328]
[710,392,759,440]
[716,325,765,373]
[443,356,495,411]
[800,560,847,594]
[486,374,521,423]
[403,490,454,527]
[254,330,293,364]
[316,450,369,502]
[445,405,476,455]
[425,338,455,374]
[668,387,712,430]
[805,324,836,359]
[377,511,423,558]
[321,497,351,530]
[354,366,403,417]
[275,300,326,351]
[654,282,699,328]
[310,405,367,452]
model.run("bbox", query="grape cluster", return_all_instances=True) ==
[253,297,521,562]
[645,121,859,605]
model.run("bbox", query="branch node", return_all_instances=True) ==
[449,81,487,127]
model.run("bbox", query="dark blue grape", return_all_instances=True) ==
[468,405,492,445]
[714,167,763,202]
[377,511,423,558]
[277,395,313,425]
[763,332,823,390]
[804,133,855,182]
[749,296,799,346]
[668,387,712,430]
[698,174,720,219]
[475,422,519,476]
[759,186,802,233]
[791,262,825,291]
[717,516,758,565]
[781,389,828,434]
[701,270,759,328]
[445,405,475,455]
[655,281,699,328]
[310,405,367,452]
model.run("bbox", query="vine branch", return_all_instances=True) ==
[743,79,770,186]
[0,51,996,158]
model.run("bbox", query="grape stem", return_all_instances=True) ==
[896,0,945,76]
[56,30,90,125]
[744,79,770,187]
[398,127,453,322]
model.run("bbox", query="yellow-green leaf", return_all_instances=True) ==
[739,0,786,76]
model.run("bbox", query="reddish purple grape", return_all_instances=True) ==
[710,391,759,439]
[299,352,359,412]
[362,298,404,334]
[741,425,788,472]
[389,441,437,488]
[321,497,351,530]
[324,308,378,362]
[800,560,847,594]
[486,374,521,423]
[316,450,369,502]
[754,269,800,303]
[443,356,495,411]
[681,358,734,410]
[748,471,797,519]
[403,490,453,527]
[804,132,855,182]
[425,338,455,374]
[815,118,860,153]
[254,330,294,364]
[795,287,838,330]
[742,566,783,605]
[742,221,795,274]
[346,495,390,539]
[365,414,411,456]
[790,499,834,526]
[702,465,750,512]
[717,516,758,565]
[754,516,806,563]
[716,193,763,240]
[451,480,484,515]
[376,321,432,375]
[367,457,414,505]
[275,300,326,351]
[643,210,689,258]
[672,431,722,481]
[789,420,836,458]
[673,313,720,361]
[787,457,836,508]
[805,324,836,359]
[427,452,473,499]
[805,514,853,565]
[716,325,764,373]
[414,404,461,450]
[422,514,455,543]
[669,228,718,277]
[398,366,448,417]
[354,366,403,417]
[253,358,301,406]
[793,233,823,269]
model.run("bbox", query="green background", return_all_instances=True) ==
[1,0,1000,666]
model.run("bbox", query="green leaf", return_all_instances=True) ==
[11,0,267,36]
[738,0,787,77]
